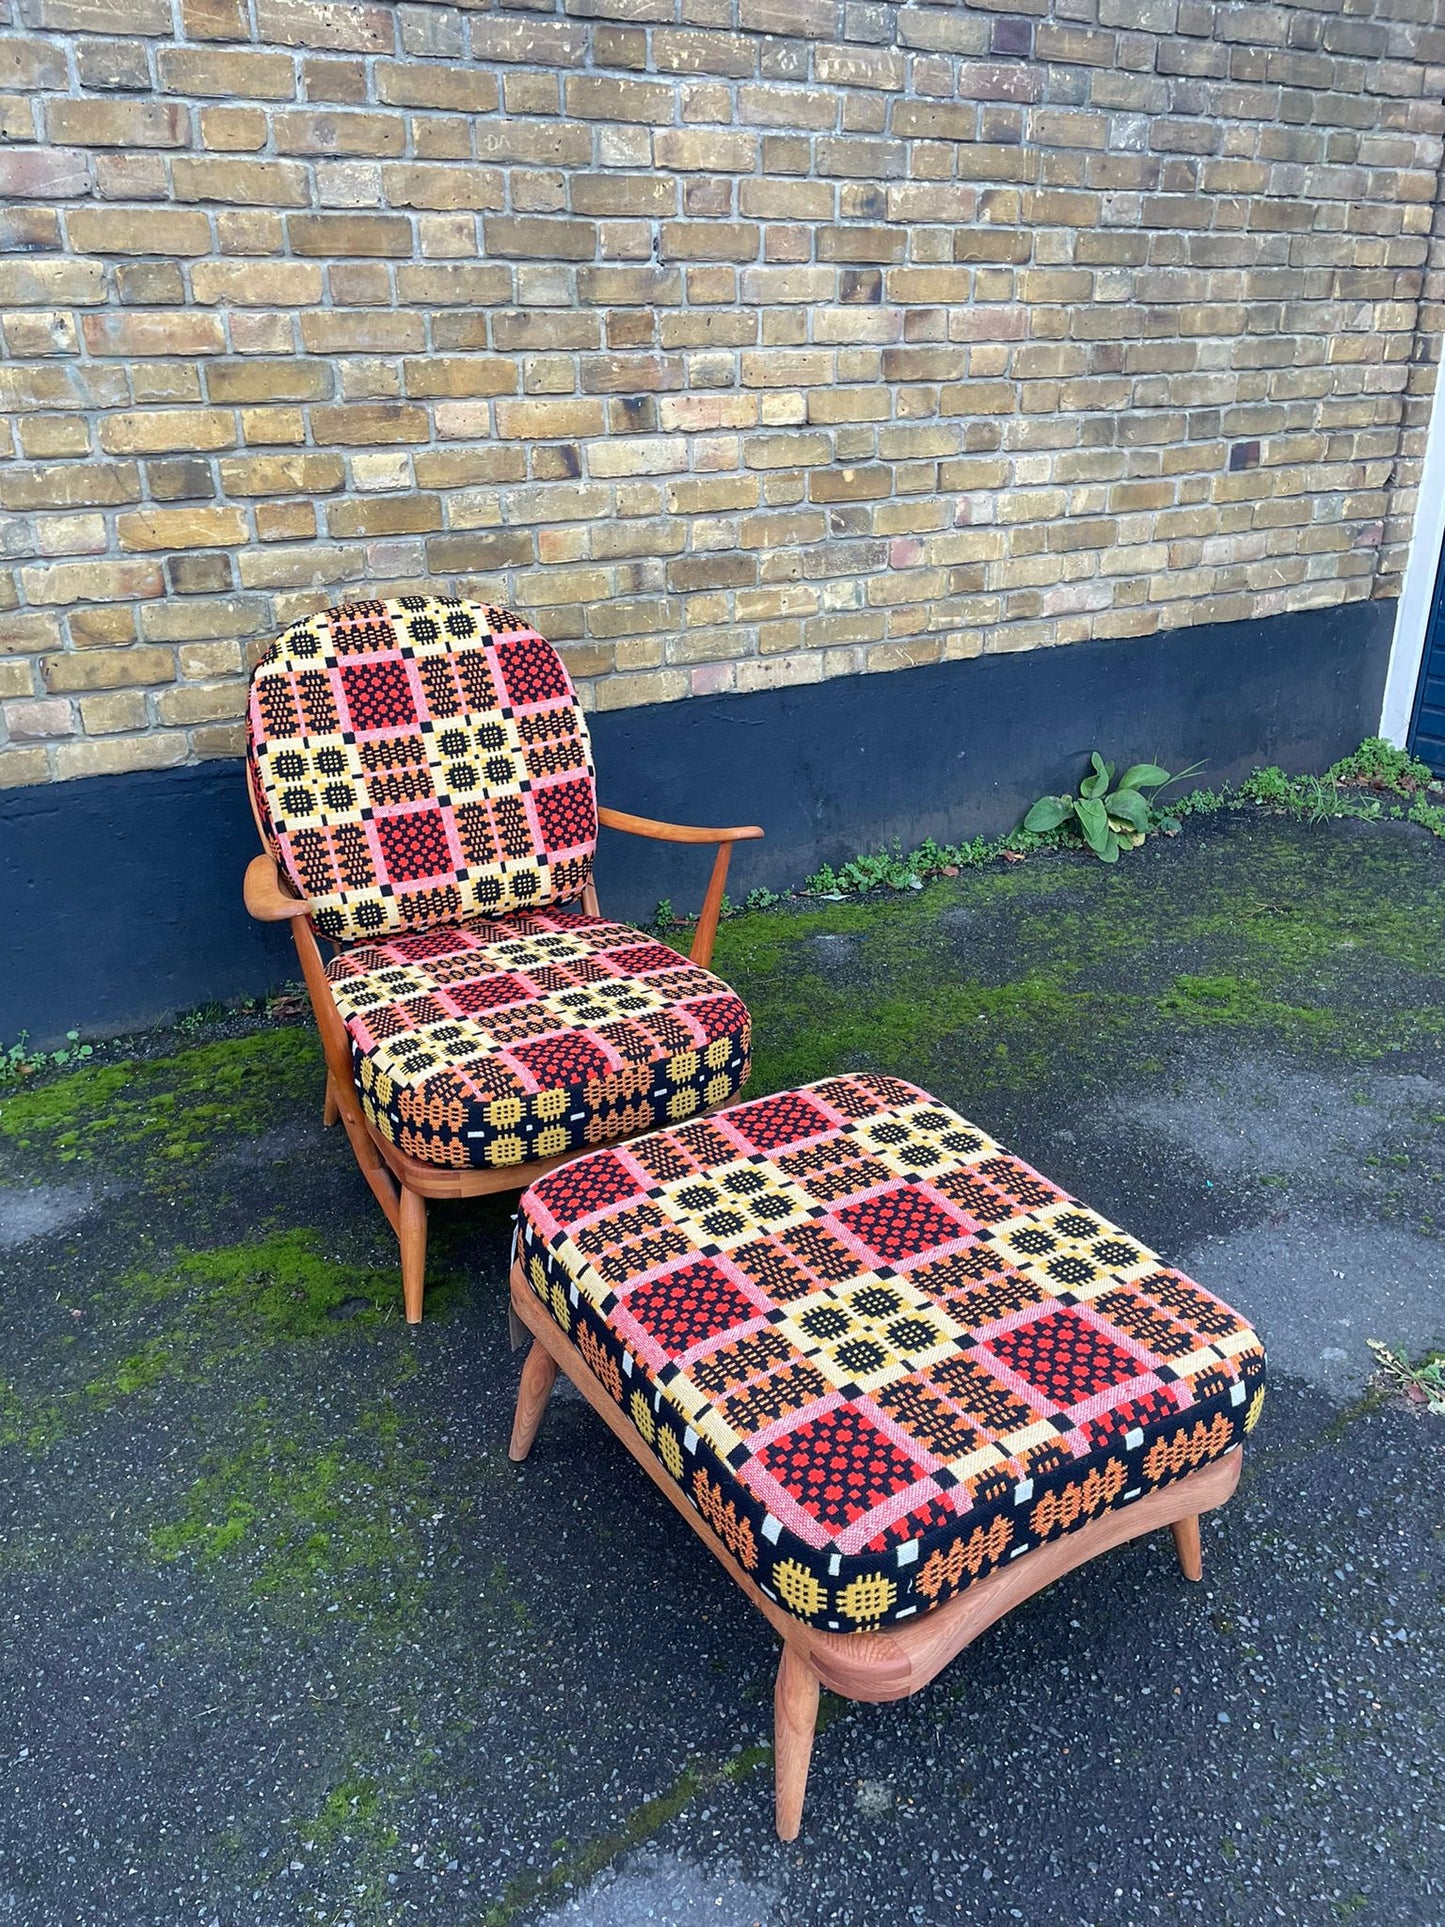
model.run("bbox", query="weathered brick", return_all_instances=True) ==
[115,506,249,550]
[46,99,188,145]
[28,0,172,32]
[218,452,345,495]
[96,412,232,469]
[254,0,394,54]
[173,157,310,206]
[0,149,88,199]
[287,212,412,255]
[0,461,141,510]
[82,312,227,357]
[25,562,163,607]
[67,208,213,255]
[310,403,429,444]
[191,260,325,304]
[158,47,296,98]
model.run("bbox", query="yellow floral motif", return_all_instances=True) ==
[529,1254,546,1295]
[772,1559,827,1620]
[705,1035,732,1069]
[666,1087,702,1121]
[836,1571,897,1627]
[705,1073,734,1107]
[630,1390,655,1443]
[549,1276,568,1324]
[671,1049,699,1081]
[488,1096,524,1128]
[1244,1386,1266,1433]
[657,1425,684,1480]
[536,1125,569,1159]
[536,1087,568,1121]
[490,1134,525,1165]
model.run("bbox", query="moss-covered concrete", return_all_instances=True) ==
[0,810,1441,1927]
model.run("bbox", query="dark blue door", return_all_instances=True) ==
[1410,544,1445,775]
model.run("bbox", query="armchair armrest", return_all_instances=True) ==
[596,806,764,846]
[596,805,764,970]
[244,853,312,923]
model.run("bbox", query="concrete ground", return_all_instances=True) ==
[0,809,1441,1927]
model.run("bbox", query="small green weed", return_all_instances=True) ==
[1366,1339,1445,1416]
[0,1029,94,1090]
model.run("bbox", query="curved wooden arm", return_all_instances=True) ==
[597,805,764,845]
[244,852,311,922]
[596,804,764,970]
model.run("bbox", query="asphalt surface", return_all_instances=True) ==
[0,811,1441,1927]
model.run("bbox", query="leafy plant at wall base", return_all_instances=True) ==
[1,1029,93,1089]
[1023,755,1193,864]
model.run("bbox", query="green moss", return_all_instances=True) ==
[482,1764,707,1927]
[299,1774,397,1855]
[0,1378,67,1453]
[128,1226,450,1340]
[1157,974,1334,1033]
[150,1396,436,1623]
[710,817,1445,1104]
[0,1028,321,1167]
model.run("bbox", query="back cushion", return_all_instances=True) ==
[246,596,597,942]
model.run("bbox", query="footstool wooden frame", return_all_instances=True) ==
[508,1261,1242,1841]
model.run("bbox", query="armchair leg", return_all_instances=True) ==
[399,1184,427,1326]
[774,1642,821,1843]
[323,1073,340,1127]
[508,1340,559,1460]
[1171,1515,1203,1582]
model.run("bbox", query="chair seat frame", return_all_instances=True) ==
[506,1259,1244,1841]
[244,805,762,1322]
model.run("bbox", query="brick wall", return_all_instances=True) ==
[1,0,1441,789]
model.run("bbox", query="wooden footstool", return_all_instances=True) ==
[508,1074,1266,1839]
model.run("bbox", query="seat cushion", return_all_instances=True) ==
[247,596,597,943]
[328,910,750,1170]
[517,1074,1266,1633]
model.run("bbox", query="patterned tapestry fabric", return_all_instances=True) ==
[247,595,597,943]
[518,1074,1266,1633]
[328,910,751,1171]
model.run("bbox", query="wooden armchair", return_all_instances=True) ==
[244,595,762,1323]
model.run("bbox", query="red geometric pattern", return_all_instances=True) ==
[518,1074,1267,1631]
[329,909,750,1171]
[247,596,597,942]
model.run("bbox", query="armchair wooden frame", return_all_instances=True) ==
[507,1261,1244,1841]
[245,800,762,1324]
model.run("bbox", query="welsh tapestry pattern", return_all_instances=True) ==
[329,911,751,1171]
[519,1074,1267,1632]
[247,596,597,943]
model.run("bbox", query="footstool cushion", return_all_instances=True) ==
[517,1073,1267,1634]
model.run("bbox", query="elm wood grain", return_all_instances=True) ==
[1171,1514,1204,1582]
[242,791,761,1321]
[595,807,763,969]
[506,1261,1244,1840]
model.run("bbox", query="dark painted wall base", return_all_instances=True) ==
[1,597,1394,1045]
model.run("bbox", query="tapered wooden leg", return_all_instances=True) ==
[399,1185,427,1326]
[774,1642,821,1842]
[323,1074,340,1127]
[508,1341,559,1461]
[1171,1515,1203,1582]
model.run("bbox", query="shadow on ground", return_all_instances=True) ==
[0,811,1441,1927]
